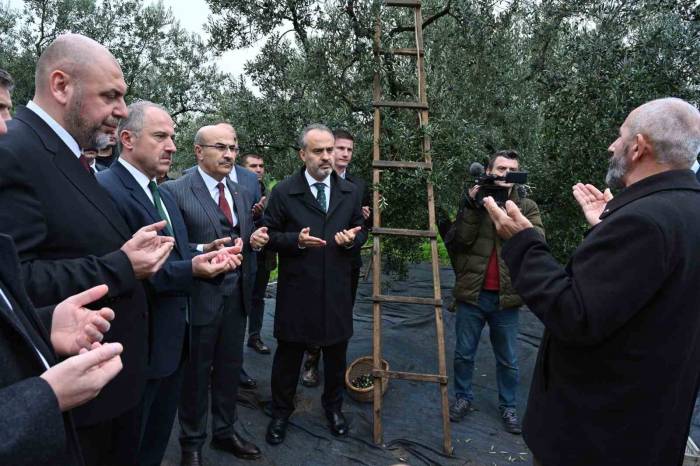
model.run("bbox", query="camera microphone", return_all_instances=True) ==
[469,162,485,177]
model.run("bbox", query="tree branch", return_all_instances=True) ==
[389,1,452,36]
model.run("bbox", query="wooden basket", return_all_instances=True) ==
[345,356,389,403]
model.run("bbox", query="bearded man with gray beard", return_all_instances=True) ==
[482,97,700,466]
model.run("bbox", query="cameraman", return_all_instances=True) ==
[446,149,544,434]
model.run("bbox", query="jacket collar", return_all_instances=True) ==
[288,167,353,217]
[14,107,132,241]
[599,169,700,220]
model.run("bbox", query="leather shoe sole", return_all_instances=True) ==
[247,338,271,354]
[210,437,261,460]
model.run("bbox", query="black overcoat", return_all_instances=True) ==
[264,168,367,345]
[502,170,700,466]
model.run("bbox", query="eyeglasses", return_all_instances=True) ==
[199,144,240,153]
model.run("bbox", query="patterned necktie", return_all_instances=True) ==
[148,181,173,236]
[79,154,94,175]
[313,182,327,212]
[217,182,235,226]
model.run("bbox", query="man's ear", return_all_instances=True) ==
[194,145,203,162]
[299,149,306,163]
[632,133,652,162]
[49,70,73,106]
[119,130,133,151]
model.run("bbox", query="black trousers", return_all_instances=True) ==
[137,365,185,466]
[178,294,246,451]
[248,256,271,338]
[76,404,142,466]
[350,265,361,306]
[271,339,349,419]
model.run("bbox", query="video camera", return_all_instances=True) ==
[468,162,528,207]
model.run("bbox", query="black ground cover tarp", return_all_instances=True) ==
[161,262,700,465]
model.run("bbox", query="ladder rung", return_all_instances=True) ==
[373,160,432,170]
[372,227,436,238]
[372,100,428,110]
[384,47,424,56]
[373,369,447,384]
[374,294,442,306]
[384,0,421,6]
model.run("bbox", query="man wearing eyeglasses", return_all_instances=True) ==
[161,122,269,465]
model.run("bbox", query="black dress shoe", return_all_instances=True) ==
[211,432,261,460]
[247,335,271,354]
[180,450,203,466]
[266,417,289,445]
[326,410,348,436]
[239,368,257,389]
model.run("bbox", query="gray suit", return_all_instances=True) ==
[160,169,255,450]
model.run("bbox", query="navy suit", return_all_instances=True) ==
[97,162,194,466]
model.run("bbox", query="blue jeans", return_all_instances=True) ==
[453,290,519,408]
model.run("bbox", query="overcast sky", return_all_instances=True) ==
[6,0,262,80]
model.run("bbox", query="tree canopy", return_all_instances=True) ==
[2,0,699,264]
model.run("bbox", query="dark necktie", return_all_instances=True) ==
[79,154,94,175]
[313,182,327,212]
[217,182,235,226]
[148,181,173,236]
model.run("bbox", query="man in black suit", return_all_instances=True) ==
[484,98,700,466]
[96,102,242,466]
[0,68,123,466]
[162,122,269,466]
[300,128,372,388]
[264,124,367,445]
[0,35,173,466]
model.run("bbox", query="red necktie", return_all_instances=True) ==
[79,155,93,174]
[217,182,234,226]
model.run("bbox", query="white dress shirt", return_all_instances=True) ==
[198,167,238,227]
[119,158,172,225]
[305,170,331,207]
[692,160,699,174]
[0,287,50,369]
[26,100,81,159]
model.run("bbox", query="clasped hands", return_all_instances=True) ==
[298,226,362,248]
[42,284,123,411]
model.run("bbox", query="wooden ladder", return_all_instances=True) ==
[370,0,452,455]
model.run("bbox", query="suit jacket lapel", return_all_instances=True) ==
[326,173,348,219]
[0,235,55,366]
[289,168,326,216]
[190,170,226,239]
[16,109,132,241]
[226,178,247,236]
[160,190,187,256]
[111,163,182,254]
[112,163,161,225]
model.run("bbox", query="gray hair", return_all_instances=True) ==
[298,123,333,149]
[118,100,167,137]
[0,69,14,92]
[626,97,700,168]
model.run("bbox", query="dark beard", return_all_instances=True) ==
[65,89,107,149]
[605,150,628,190]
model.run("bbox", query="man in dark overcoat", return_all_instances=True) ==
[484,97,700,466]
[263,124,367,445]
